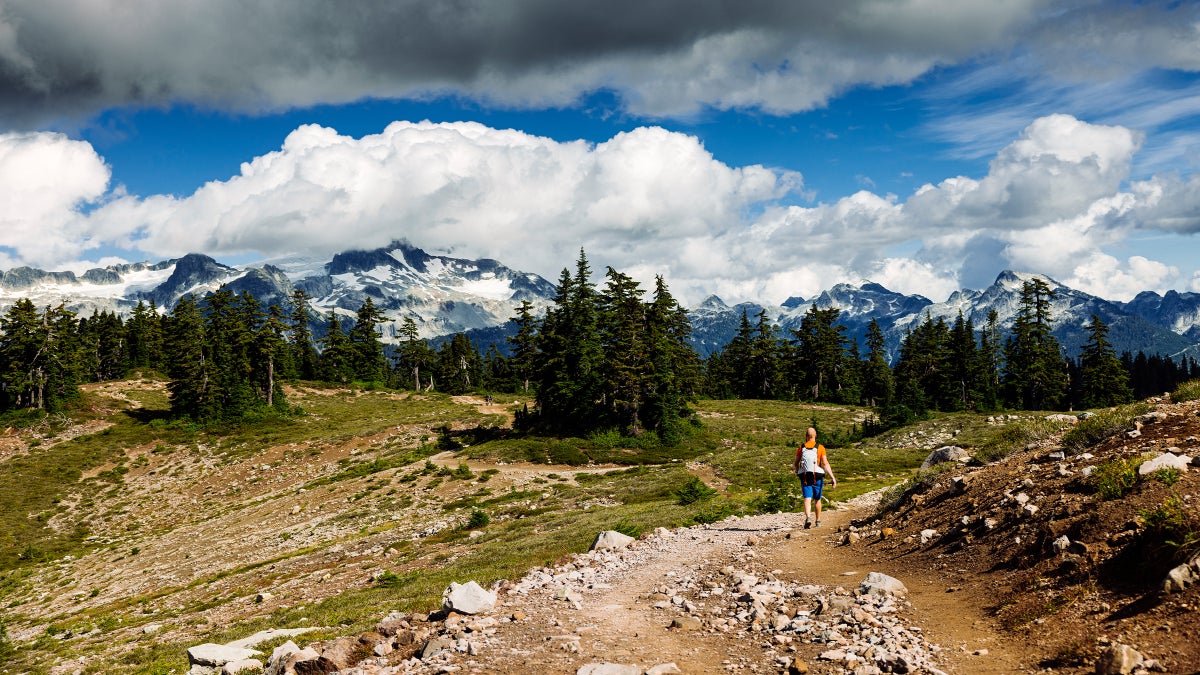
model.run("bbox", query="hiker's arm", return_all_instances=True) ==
[822,456,836,486]
[792,452,800,475]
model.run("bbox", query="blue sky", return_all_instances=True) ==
[1,1,1199,305]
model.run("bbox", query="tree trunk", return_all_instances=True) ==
[267,355,275,408]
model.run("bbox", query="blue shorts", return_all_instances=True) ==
[802,479,824,500]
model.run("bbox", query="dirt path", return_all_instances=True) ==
[432,505,1027,674]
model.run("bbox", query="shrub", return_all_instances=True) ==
[751,473,803,514]
[1140,494,1200,562]
[975,418,1063,463]
[374,570,405,588]
[1062,403,1150,453]
[613,519,642,538]
[465,509,490,529]
[451,462,475,480]
[1172,379,1200,403]
[1091,457,1143,500]
[673,476,717,506]
[690,500,739,524]
[1154,467,1182,487]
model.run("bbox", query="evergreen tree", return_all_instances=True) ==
[348,297,388,383]
[1003,279,1068,410]
[0,300,82,411]
[976,310,1003,411]
[791,306,849,402]
[126,300,160,373]
[598,267,647,433]
[643,275,699,442]
[947,312,979,410]
[257,304,291,408]
[534,251,604,432]
[435,333,482,394]
[1077,314,1133,408]
[394,317,434,391]
[506,300,539,394]
[860,319,893,408]
[164,295,214,418]
[317,310,354,383]
[892,314,952,413]
[288,289,319,380]
[746,309,784,399]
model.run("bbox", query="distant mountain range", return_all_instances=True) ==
[2,243,1199,362]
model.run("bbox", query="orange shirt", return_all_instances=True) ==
[796,440,826,473]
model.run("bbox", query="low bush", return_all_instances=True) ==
[613,519,642,538]
[1172,379,1200,403]
[1091,457,1143,500]
[974,418,1065,463]
[465,509,490,529]
[1140,494,1200,563]
[1062,403,1151,453]
[673,476,717,506]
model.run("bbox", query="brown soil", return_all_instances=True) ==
[6,384,1200,674]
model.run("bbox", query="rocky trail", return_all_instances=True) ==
[189,500,1027,675]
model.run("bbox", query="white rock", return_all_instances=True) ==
[1138,452,1191,476]
[187,644,262,667]
[860,572,907,597]
[920,529,938,544]
[221,659,263,674]
[443,581,496,615]
[590,530,635,551]
[576,664,641,675]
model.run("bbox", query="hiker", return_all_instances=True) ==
[793,426,837,528]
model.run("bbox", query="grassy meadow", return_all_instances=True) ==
[0,380,1030,673]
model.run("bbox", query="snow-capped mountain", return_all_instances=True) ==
[0,242,556,343]
[1120,290,1200,343]
[686,271,1199,361]
[2,248,1199,360]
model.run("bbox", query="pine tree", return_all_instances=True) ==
[506,300,539,394]
[394,317,434,391]
[1003,279,1068,410]
[791,306,848,402]
[976,310,1003,411]
[534,251,604,432]
[860,319,893,408]
[164,295,214,419]
[598,267,647,434]
[643,275,698,443]
[747,310,783,399]
[317,310,354,383]
[435,333,482,394]
[288,289,319,380]
[947,312,979,410]
[257,304,291,408]
[1077,314,1133,408]
[348,297,388,383]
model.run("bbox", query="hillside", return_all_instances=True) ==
[0,383,1197,673]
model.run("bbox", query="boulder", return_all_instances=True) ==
[860,572,907,597]
[1044,414,1078,424]
[576,664,641,675]
[443,581,496,615]
[1095,643,1143,675]
[221,660,263,675]
[187,644,263,668]
[647,664,683,675]
[590,530,635,551]
[919,446,970,471]
[1139,452,1191,475]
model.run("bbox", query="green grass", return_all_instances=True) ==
[1172,379,1200,403]
[10,384,1079,673]
[1061,402,1151,453]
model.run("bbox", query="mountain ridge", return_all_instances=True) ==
[2,247,1199,359]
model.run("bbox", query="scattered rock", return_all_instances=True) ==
[859,572,907,597]
[576,664,641,675]
[920,446,970,471]
[1138,452,1191,475]
[187,644,262,668]
[1095,643,1144,675]
[591,530,636,551]
[442,581,496,615]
